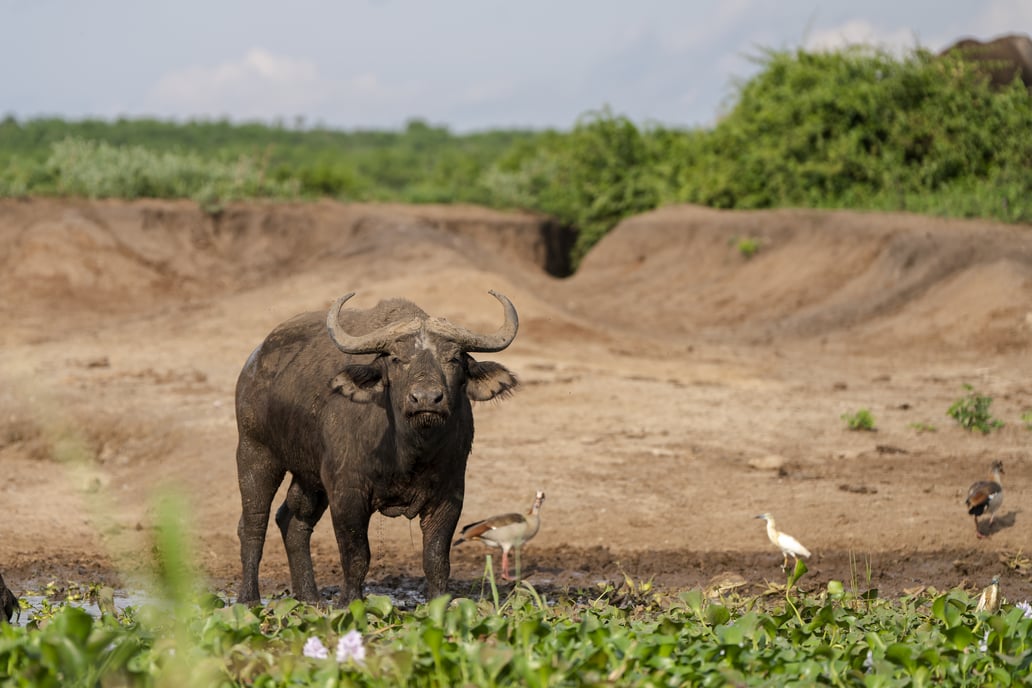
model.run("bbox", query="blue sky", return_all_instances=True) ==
[3,1,1029,132]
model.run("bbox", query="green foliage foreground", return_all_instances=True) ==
[3,574,1032,686]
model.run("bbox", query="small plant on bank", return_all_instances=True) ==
[730,235,763,259]
[947,385,1004,434]
[1022,409,1032,431]
[909,422,937,434]
[842,408,876,431]
[734,237,760,259]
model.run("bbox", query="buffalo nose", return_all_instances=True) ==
[409,387,444,406]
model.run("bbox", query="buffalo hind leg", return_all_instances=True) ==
[420,497,463,600]
[328,487,373,606]
[236,438,285,605]
[275,479,328,604]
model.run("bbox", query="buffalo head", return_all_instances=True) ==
[326,290,519,430]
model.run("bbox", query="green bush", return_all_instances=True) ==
[40,137,301,208]
[947,385,1005,434]
[670,46,1032,216]
[484,109,662,265]
[842,408,876,431]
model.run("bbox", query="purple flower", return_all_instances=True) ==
[303,636,329,660]
[1017,601,1032,619]
[336,629,366,664]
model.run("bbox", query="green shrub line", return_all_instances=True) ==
[2,45,1029,265]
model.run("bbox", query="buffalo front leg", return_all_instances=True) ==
[420,497,463,600]
[328,488,373,606]
[236,438,285,604]
[275,479,328,604]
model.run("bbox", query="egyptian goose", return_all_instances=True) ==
[966,460,1004,538]
[0,573,17,623]
[755,513,811,569]
[453,491,545,581]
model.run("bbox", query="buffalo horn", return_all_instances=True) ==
[427,290,519,352]
[326,291,518,354]
[326,292,422,354]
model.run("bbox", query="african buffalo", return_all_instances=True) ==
[0,572,17,623]
[939,33,1032,92]
[235,290,519,605]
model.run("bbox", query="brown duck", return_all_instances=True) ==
[454,491,545,580]
[966,460,1004,538]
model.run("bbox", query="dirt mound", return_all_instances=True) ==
[568,205,1032,354]
[1,199,1030,603]
[0,198,571,343]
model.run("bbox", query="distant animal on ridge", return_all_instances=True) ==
[454,491,545,581]
[966,460,1004,538]
[235,290,519,606]
[939,33,1032,93]
[756,512,811,569]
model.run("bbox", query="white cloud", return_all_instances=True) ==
[146,48,329,118]
[805,19,919,54]
[969,0,1032,41]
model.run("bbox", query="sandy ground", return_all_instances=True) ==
[1,198,1031,604]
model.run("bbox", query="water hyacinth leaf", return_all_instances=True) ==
[518,618,544,647]
[347,598,367,630]
[363,594,393,620]
[198,592,225,612]
[476,644,514,680]
[932,594,964,628]
[579,612,601,635]
[885,643,916,671]
[657,617,683,637]
[826,580,844,599]
[679,589,705,618]
[706,604,731,626]
[804,605,836,633]
[988,614,1009,638]
[944,625,976,650]
[269,598,300,619]
[49,606,93,644]
[218,604,263,632]
[788,559,808,587]
[426,595,450,628]
[918,647,942,668]
[422,625,444,656]
[379,649,415,683]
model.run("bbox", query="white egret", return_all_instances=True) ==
[756,512,811,569]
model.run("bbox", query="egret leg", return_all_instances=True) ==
[500,548,511,581]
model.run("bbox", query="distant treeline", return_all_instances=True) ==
[3,45,1030,263]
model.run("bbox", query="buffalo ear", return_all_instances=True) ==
[330,364,384,403]
[466,359,518,402]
